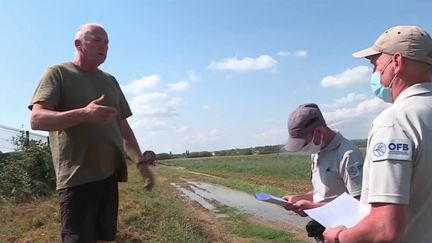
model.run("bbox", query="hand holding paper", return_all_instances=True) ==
[254,192,295,209]
[303,192,360,228]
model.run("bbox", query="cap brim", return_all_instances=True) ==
[283,137,306,152]
[352,47,381,58]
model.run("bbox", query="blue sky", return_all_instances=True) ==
[1,0,431,153]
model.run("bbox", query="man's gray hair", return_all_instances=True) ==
[75,23,105,42]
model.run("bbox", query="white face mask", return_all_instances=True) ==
[300,131,323,154]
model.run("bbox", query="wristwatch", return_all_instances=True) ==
[335,229,344,243]
[136,150,156,167]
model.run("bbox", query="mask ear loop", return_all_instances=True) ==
[309,130,316,145]
[387,75,397,89]
[312,127,325,148]
[380,57,393,75]
[311,129,323,146]
[386,55,400,89]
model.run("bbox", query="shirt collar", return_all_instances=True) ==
[320,130,342,152]
[394,82,432,104]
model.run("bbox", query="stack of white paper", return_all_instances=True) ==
[303,192,360,228]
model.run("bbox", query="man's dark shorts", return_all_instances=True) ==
[58,174,118,243]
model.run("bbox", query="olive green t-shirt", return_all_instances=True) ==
[30,62,132,190]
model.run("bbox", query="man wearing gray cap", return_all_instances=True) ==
[324,25,432,243]
[283,103,364,242]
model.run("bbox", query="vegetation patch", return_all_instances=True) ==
[0,134,55,203]
[215,204,304,243]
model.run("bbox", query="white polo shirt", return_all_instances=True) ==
[311,131,364,203]
[359,82,432,242]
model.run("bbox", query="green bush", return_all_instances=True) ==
[0,133,55,203]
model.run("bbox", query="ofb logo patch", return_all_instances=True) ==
[373,143,386,157]
[370,139,412,162]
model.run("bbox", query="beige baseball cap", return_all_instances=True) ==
[353,25,432,65]
[284,103,325,152]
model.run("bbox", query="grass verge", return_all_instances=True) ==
[215,204,305,243]
[1,153,311,242]
[0,167,206,243]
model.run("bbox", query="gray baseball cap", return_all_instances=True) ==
[284,103,325,152]
[353,25,432,65]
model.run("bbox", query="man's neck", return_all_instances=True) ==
[72,58,99,73]
[321,129,336,149]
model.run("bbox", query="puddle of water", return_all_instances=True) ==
[188,171,218,178]
[172,181,309,229]
[171,183,229,218]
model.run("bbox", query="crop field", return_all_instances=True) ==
[162,153,313,195]
[1,153,313,242]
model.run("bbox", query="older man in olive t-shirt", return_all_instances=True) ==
[30,62,130,189]
[29,23,154,243]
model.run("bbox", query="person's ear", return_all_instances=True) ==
[393,52,403,75]
[74,39,81,50]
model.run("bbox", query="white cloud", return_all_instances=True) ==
[176,126,190,133]
[208,55,278,72]
[323,97,390,126]
[324,93,368,108]
[294,50,308,57]
[256,128,286,138]
[129,118,172,130]
[181,131,220,143]
[202,105,210,110]
[186,70,200,81]
[322,97,391,139]
[277,50,308,57]
[121,74,160,94]
[251,128,287,146]
[277,51,290,56]
[130,92,185,118]
[167,81,190,92]
[321,66,372,88]
[210,129,220,135]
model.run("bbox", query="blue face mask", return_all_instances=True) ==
[370,72,393,103]
[370,58,396,103]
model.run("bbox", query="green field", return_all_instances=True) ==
[161,153,313,196]
[1,153,312,242]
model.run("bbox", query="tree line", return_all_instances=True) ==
[156,139,367,160]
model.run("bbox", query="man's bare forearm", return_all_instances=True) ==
[121,120,144,163]
[31,106,86,131]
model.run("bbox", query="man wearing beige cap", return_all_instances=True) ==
[283,103,364,242]
[324,25,432,243]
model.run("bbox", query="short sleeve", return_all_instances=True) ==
[340,150,364,197]
[29,66,62,110]
[367,124,413,204]
[112,77,132,120]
